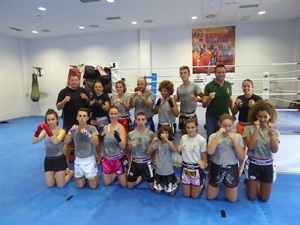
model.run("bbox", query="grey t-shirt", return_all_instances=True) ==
[158,100,175,124]
[209,133,244,165]
[102,124,123,157]
[243,125,280,159]
[132,90,154,118]
[71,125,98,158]
[153,142,174,175]
[127,129,156,158]
[110,93,131,117]
[44,128,64,157]
[176,82,201,113]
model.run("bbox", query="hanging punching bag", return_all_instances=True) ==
[31,73,40,102]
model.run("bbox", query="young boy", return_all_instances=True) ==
[174,66,203,135]
[64,108,99,189]
[126,112,156,190]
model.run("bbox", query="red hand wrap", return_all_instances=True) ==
[43,123,53,137]
[34,124,44,137]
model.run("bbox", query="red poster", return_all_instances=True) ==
[192,26,235,74]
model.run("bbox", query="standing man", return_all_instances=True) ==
[174,66,203,135]
[56,73,90,164]
[130,77,155,132]
[202,64,234,142]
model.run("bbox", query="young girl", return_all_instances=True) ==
[206,114,245,202]
[99,106,128,187]
[177,118,207,199]
[110,80,132,133]
[147,126,178,195]
[32,109,74,188]
[89,80,110,164]
[243,100,279,202]
[153,80,179,139]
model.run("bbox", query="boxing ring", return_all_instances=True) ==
[112,62,300,174]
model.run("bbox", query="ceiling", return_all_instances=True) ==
[0,0,299,40]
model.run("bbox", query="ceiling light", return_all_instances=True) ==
[38,7,46,11]
[191,16,197,20]
[90,25,98,28]
[144,20,153,23]
[132,21,137,25]
[41,29,50,32]
[258,11,266,15]
[206,14,215,18]
[32,31,38,34]
[107,0,114,2]
[79,26,85,29]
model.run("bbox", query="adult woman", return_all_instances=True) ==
[32,109,74,188]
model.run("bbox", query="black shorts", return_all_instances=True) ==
[127,161,155,183]
[245,160,275,183]
[179,115,198,130]
[209,162,239,188]
[44,154,68,172]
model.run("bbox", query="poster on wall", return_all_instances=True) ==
[192,26,235,75]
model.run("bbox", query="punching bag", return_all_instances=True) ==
[31,73,40,102]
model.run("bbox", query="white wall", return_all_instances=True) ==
[0,19,299,120]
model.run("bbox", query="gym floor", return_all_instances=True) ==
[0,115,299,225]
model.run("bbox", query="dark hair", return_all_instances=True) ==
[248,100,277,123]
[215,64,226,72]
[185,118,198,127]
[45,109,59,125]
[219,113,234,124]
[137,77,147,85]
[157,125,173,140]
[135,112,146,118]
[109,105,120,113]
[158,80,174,95]
[179,65,190,74]
[242,79,254,87]
[77,108,90,116]
[115,80,127,93]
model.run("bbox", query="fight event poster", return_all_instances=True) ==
[192,26,235,75]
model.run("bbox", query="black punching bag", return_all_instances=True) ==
[31,73,40,102]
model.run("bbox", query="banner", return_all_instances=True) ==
[192,26,235,75]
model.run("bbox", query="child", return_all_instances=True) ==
[153,80,179,139]
[174,66,203,135]
[243,100,280,202]
[126,112,156,190]
[206,114,245,202]
[147,126,178,195]
[32,109,74,188]
[89,80,110,164]
[99,106,128,187]
[177,118,207,199]
[64,108,99,189]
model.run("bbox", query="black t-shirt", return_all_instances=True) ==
[56,87,89,130]
[90,93,110,118]
[236,94,262,122]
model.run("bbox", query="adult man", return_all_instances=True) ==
[56,73,90,164]
[130,77,155,132]
[174,66,203,135]
[202,64,234,142]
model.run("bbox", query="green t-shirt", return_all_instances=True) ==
[204,79,232,118]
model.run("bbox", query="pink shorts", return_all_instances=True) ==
[102,154,128,175]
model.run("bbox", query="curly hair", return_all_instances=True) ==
[248,100,277,123]
[157,125,173,140]
[158,80,174,95]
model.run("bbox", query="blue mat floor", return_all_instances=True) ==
[0,116,299,225]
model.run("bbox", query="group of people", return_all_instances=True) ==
[32,64,280,203]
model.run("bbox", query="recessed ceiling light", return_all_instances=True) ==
[38,7,46,11]
[144,20,153,23]
[206,14,215,18]
[132,21,137,25]
[258,11,266,15]
[107,0,114,2]
[32,31,38,34]
[191,16,197,20]
[79,26,85,29]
